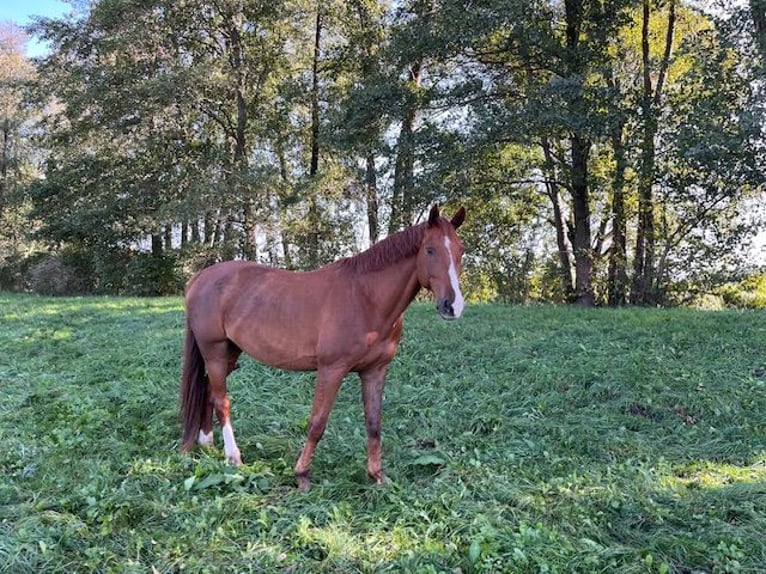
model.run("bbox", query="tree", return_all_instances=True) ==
[653,20,765,300]
[751,0,766,60]
[8,0,762,301]
[0,24,39,289]
[605,1,765,303]
[28,0,319,280]
[431,0,634,305]
[0,25,36,219]
[630,0,676,305]
[345,0,387,244]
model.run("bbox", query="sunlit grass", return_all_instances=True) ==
[661,459,766,489]
[1,293,765,572]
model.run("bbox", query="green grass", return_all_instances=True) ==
[1,294,765,573]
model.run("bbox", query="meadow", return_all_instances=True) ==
[1,293,765,573]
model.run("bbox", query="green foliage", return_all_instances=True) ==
[17,248,183,296]
[717,274,766,309]
[2,295,766,572]
[1,0,762,303]
[123,253,184,296]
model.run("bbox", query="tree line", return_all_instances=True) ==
[0,0,763,305]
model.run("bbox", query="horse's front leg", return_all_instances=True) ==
[294,366,347,491]
[360,365,388,485]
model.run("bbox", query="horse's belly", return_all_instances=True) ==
[255,351,318,372]
[224,289,323,371]
[236,335,319,372]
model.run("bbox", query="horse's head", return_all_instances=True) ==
[417,205,466,320]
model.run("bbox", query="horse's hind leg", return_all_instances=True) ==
[198,381,214,447]
[203,343,243,465]
[198,347,241,450]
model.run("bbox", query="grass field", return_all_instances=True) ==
[1,293,765,573]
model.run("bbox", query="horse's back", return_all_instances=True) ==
[186,261,270,306]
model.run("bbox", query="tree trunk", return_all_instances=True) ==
[151,233,163,257]
[565,0,593,306]
[203,212,214,245]
[389,61,421,233]
[0,117,9,218]
[751,0,766,60]
[226,6,256,261]
[632,0,675,305]
[310,8,321,179]
[241,201,258,261]
[191,219,200,243]
[570,133,593,306]
[307,4,322,268]
[541,136,574,298]
[366,152,379,243]
[351,0,382,244]
[221,217,236,261]
[274,130,294,268]
[608,122,628,306]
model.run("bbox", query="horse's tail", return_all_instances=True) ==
[180,319,207,452]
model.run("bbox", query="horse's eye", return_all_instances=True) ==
[426,247,435,256]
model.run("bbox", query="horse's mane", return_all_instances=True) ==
[335,223,426,274]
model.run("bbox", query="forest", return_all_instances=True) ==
[0,0,764,306]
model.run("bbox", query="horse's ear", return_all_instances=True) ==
[451,206,466,229]
[428,204,440,227]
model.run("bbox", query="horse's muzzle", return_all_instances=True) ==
[437,298,458,320]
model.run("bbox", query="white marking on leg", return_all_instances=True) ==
[444,236,464,318]
[222,422,242,465]
[198,430,214,446]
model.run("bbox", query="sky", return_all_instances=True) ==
[0,0,71,58]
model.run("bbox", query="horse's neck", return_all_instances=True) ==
[355,256,421,322]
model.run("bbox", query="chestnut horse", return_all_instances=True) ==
[180,205,466,490]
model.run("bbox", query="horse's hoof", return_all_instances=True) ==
[198,431,214,447]
[297,476,311,492]
[369,471,388,486]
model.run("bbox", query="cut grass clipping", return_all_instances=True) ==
[1,294,765,572]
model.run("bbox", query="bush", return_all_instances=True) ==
[18,248,185,296]
[717,273,766,309]
[0,255,30,291]
[27,256,85,295]
[690,293,726,311]
[124,252,183,296]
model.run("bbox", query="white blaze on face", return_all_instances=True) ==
[444,236,464,318]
